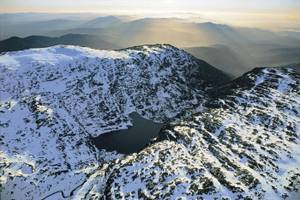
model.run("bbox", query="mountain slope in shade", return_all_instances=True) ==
[104,67,300,199]
[0,44,230,199]
[0,34,119,53]
[185,45,249,77]
[282,63,300,72]
[186,44,300,77]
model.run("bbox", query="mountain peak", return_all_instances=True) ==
[1,45,298,199]
[0,44,230,84]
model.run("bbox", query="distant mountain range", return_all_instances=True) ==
[1,15,300,77]
[0,34,119,52]
[2,15,299,48]
[79,16,123,29]
[42,18,299,47]
[0,15,125,40]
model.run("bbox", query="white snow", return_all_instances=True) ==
[0,44,208,199]
[0,45,299,200]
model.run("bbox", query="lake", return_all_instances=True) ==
[91,112,164,154]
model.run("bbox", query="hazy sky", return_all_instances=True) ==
[1,0,299,13]
[1,0,299,31]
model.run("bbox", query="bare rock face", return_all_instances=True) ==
[0,44,299,200]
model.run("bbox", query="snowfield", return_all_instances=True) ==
[0,45,299,199]
[106,68,300,199]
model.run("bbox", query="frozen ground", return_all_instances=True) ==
[0,45,299,199]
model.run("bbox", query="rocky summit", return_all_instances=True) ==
[0,44,299,200]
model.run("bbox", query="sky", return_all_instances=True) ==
[0,0,299,13]
[0,0,299,31]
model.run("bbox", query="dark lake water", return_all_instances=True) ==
[92,112,164,154]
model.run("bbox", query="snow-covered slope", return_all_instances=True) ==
[0,44,229,199]
[103,68,300,199]
[0,45,299,200]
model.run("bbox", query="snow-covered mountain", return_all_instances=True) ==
[0,44,228,199]
[105,67,300,199]
[0,45,299,200]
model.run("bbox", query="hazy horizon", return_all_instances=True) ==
[1,0,300,31]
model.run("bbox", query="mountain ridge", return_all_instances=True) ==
[0,34,119,53]
[0,44,299,199]
[103,67,300,199]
